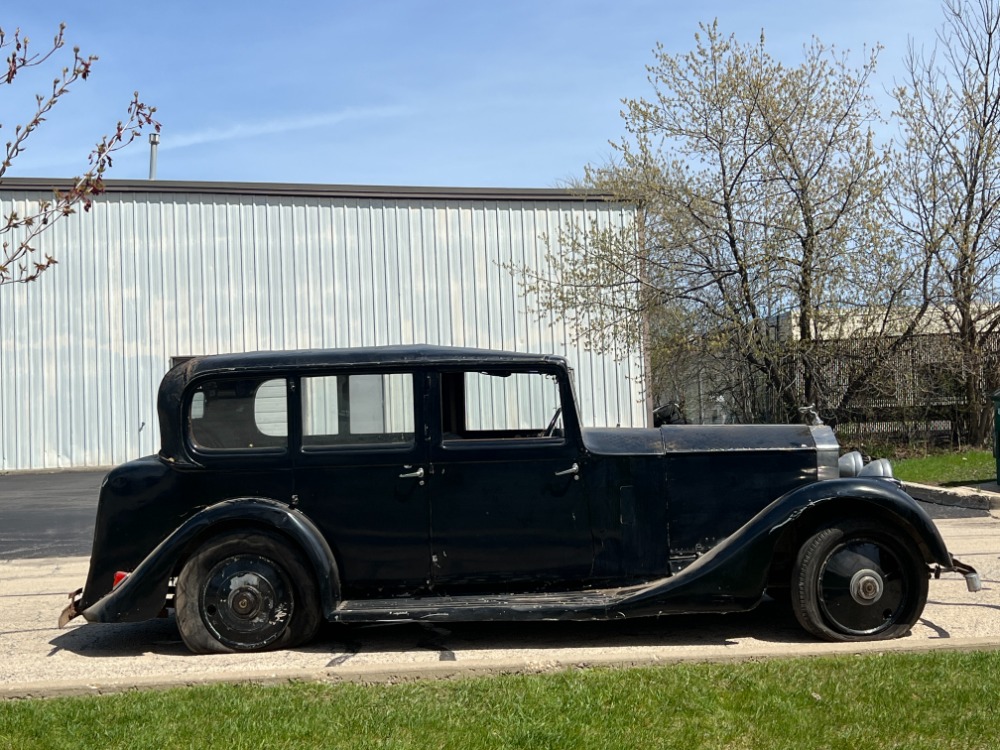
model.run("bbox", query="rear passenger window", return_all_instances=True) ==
[302,373,414,448]
[188,378,288,451]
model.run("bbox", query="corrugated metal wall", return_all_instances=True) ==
[0,181,646,471]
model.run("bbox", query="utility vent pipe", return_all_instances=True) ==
[148,133,160,180]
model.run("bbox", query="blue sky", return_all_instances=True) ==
[5,1,946,188]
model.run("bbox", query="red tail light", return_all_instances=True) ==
[112,571,130,589]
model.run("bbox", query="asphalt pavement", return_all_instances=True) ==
[0,470,105,559]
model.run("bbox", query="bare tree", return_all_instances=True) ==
[892,0,1000,445]
[514,22,925,423]
[0,23,159,285]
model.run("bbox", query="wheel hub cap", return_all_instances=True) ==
[849,569,884,605]
[201,555,293,649]
[229,586,262,618]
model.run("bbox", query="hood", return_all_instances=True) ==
[582,423,839,460]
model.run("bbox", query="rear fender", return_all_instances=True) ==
[81,498,340,624]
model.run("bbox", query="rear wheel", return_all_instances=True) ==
[175,529,321,654]
[792,520,928,641]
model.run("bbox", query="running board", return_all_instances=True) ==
[332,586,647,623]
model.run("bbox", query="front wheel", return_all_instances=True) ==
[792,520,928,641]
[175,529,321,654]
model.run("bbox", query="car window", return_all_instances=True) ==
[302,373,415,448]
[441,370,563,440]
[189,377,288,451]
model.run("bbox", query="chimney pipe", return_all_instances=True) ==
[148,133,160,180]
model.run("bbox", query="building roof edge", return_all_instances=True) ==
[0,177,621,203]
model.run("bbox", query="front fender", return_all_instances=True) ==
[619,477,951,615]
[774,478,952,566]
[81,498,340,624]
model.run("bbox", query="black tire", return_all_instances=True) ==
[175,529,321,654]
[792,520,929,642]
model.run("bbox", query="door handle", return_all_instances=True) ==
[554,462,579,477]
[399,467,425,479]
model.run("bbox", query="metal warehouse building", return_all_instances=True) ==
[0,179,646,472]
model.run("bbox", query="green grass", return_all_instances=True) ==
[3,651,1000,749]
[891,449,996,486]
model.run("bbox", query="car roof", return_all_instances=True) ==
[155,345,569,463]
[168,344,565,378]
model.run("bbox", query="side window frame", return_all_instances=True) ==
[184,374,292,462]
[431,366,578,458]
[297,369,421,456]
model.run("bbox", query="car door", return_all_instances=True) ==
[426,367,594,593]
[292,369,431,597]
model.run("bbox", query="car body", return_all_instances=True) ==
[60,345,980,653]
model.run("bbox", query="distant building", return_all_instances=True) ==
[0,179,645,471]
[669,307,996,446]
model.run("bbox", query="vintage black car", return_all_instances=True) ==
[60,345,979,653]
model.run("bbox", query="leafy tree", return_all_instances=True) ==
[0,23,158,284]
[514,22,928,424]
[892,0,1000,446]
